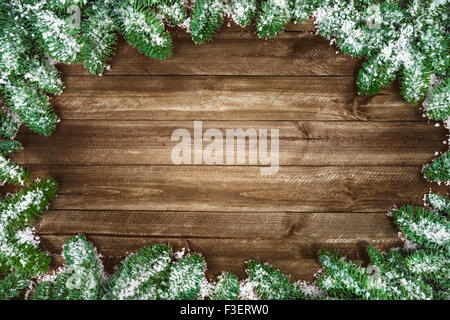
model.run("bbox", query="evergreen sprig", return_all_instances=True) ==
[209,271,239,300]
[229,0,258,27]
[256,0,291,39]
[0,110,20,140]
[246,261,306,300]
[424,151,450,183]
[0,178,58,299]
[0,140,22,157]
[393,205,449,249]
[425,78,450,121]
[33,235,103,300]
[115,2,173,60]
[190,0,225,44]
[425,193,450,214]
[0,155,30,185]
[80,1,117,75]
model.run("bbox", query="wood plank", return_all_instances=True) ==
[13,120,446,166]
[59,32,359,76]
[52,76,423,121]
[19,165,438,212]
[40,235,401,281]
[36,210,400,242]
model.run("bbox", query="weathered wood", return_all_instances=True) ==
[6,18,441,285]
[13,120,446,166]
[40,234,401,280]
[36,210,400,242]
[59,32,358,76]
[20,165,437,212]
[52,76,422,121]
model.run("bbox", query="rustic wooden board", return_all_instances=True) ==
[21,165,437,212]
[36,211,399,240]
[13,120,446,166]
[7,21,444,284]
[59,32,358,77]
[52,76,423,121]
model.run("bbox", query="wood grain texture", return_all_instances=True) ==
[36,210,400,241]
[53,76,422,121]
[59,32,358,77]
[20,165,438,212]
[8,22,443,283]
[13,120,446,166]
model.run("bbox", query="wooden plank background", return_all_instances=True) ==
[8,22,448,281]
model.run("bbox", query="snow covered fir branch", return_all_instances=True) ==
[0,178,58,299]
[21,195,450,300]
[0,0,448,300]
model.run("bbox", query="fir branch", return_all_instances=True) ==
[23,57,63,95]
[50,235,104,300]
[0,271,31,300]
[400,54,431,103]
[190,0,225,44]
[291,0,320,23]
[31,279,53,300]
[425,193,450,214]
[2,79,57,136]
[0,178,58,236]
[357,53,399,96]
[0,179,57,275]
[404,248,449,289]
[423,151,450,183]
[80,1,117,75]
[0,111,21,139]
[156,0,187,25]
[29,8,81,64]
[256,0,290,39]
[40,0,89,12]
[229,0,258,27]
[103,243,172,300]
[392,206,449,249]
[209,271,239,300]
[425,78,450,121]
[0,156,30,185]
[0,9,30,77]
[0,140,22,157]
[0,238,50,277]
[317,250,386,300]
[246,261,305,300]
[160,253,204,300]
[115,3,173,60]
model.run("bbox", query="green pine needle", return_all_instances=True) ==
[0,140,22,156]
[80,1,117,75]
[393,205,449,249]
[424,151,450,183]
[256,0,291,39]
[0,111,20,139]
[246,261,305,300]
[425,78,450,121]
[209,271,239,300]
[116,3,173,60]
[0,156,30,185]
[190,0,225,45]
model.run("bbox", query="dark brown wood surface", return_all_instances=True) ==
[9,22,447,281]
